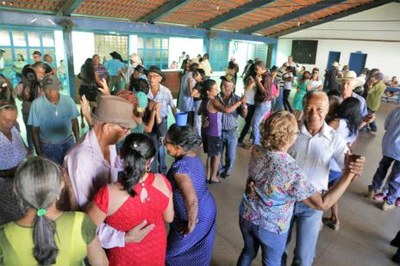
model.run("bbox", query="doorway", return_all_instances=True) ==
[326,51,341,71]
[349,52,367,76]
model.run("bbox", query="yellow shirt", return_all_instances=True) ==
[0,212,96,266]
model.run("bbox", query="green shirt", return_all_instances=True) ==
[0,212,96,266]
[366,80,386,111]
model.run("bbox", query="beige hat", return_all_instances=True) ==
[92,95,136,128]
[336,71,364,87]
[332,61,340,67]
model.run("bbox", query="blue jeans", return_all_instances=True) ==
[251,101,272,145]
[237,217,288,266]
[273,89,284,112]
[370,156,400,205]
[282,202,323,266]
[220,129,238,175]
[40,136,75,165]
[157,118,168,174]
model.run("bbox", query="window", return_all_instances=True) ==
[0,28,55,82]
[137,35,169,69]
[291,40,318,64]
[94,34,129,62]
[209,39,229,71]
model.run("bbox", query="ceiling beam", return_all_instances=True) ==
[198,0,275,29]
[239,0,347,34]
[137,0,190,23]
[273,0,394,37]
[57,0,85,16]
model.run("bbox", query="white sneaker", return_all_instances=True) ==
[382,201,395,211]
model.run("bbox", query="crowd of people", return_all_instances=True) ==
[0,49,399,266]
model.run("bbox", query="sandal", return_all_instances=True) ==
[322,217,340,231]
[208,178,221,184]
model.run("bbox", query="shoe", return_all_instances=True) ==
[396,198,400,207]
[221,171,230,178]
[393,252,400,264]
[391,231,400,247]
[382,201,395,211]
[366,189,376,199]
[372,193,387,202]
[322,217,340,231]
[208,178,221,184]
[370,127,377,132]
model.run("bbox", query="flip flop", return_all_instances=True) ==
[322,217,340,231]
[208,179,221,184]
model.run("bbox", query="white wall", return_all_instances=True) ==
[277,2,400,79]
[71,31,95,74]
[169,37,203,67]
[282,3,400,42]
[277,39,400,79]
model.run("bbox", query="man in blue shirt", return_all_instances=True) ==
[104,51,126,94]
[368,107,400,210]
[28,75,79,165]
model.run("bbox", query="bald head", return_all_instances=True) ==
[303,91,329,135]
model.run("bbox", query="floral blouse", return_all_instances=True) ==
[239,145,316,234]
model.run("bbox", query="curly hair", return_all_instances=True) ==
[260,111,298,151]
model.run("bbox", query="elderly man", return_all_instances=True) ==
[284,91,365,266]
[65,95,132,210]
[338,70,375,129]
[366,71,386,132]
[64,95,154,247]
[217,74,247,178]
[147,65,177,174]
[28,75,79,165]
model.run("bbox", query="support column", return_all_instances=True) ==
[62,28,76,101]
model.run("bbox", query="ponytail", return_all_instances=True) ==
[14,157,62,265]
[33,213,58,265]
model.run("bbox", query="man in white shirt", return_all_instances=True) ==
[284,91,364,266]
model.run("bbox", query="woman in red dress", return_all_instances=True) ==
[87,133,174,266]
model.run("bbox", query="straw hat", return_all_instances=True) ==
[336,71,364,87]
[332,61,340,67]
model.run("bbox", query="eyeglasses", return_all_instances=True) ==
[111,123,130,132]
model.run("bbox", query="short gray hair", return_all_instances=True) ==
[302,91,329,109]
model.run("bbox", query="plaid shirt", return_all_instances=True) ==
[217,93,241,131]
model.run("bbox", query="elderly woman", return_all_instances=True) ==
[0,157,107,265]
[237,111,360,266]
[0,102,27,225]
[164,124,217,265]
